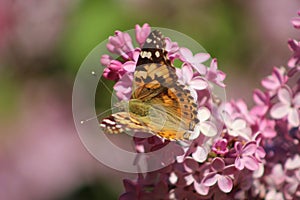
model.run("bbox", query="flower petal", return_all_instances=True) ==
[202,173,218,186]
[182,64,193,82]
[235,156,244,170]
[179,47,193,62]
[211,157,225,171]
[231,119,246,130]
[194,53,210,63]
[184,157,199,172]
[199,121,217,137]
[243,156,259,171]
[217,176,233,193]
[242,142,257,156]
[192,146,208,163]
[193,63,207,75]
[288,108,300,127]
[197,107,211,122]
[293,92,300,106]
[184,174,194,185]
[270,103,290,119]
[285,154,300,170]
[190,77,208,90]
[278,87,292,104]
[194,181,209,195]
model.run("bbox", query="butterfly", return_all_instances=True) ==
[100,30,199,140]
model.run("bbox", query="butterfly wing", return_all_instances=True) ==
[100,112,152,135]
[130,30,199,140]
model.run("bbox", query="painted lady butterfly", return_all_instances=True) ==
[100,30,199,140]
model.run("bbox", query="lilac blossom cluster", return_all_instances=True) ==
[101,16,300,199]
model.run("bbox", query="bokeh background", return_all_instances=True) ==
[0,0,299,199]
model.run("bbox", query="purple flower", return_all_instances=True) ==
[234,141,259,171]
[265,164,286,187]
[265,189,284,200]
[189,107,218,140]
[102,60,126,81]
[284,166,300,199]
[191,145,210,163]
[251,89,270,116]
[291,11,300,29]
[182,158,211,195]
[205,58,226,87]
[176,64,208,101]
[179,47,210,75]
[165,37,180,60]
[261,67,287,94]
[113,72,133,100]
[202,158,235,193]
[222,111,251,140]
[212,139,228,155]
[135,23,151,47]
[107,30,135,60]
[256,118,276,138]
[270,86,300,127]
[285,154,300,170]
[120,175,169,200]
[288,39,300,68]
[102,50,139,81]
[100,54,113,67]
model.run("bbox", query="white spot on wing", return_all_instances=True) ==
[155,51,160,58]
[146,38,152,43]
[103,118,116,125]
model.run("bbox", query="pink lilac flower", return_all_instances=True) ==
[288,39,300,68]
[270,86,300,127]
[265,164,286,188]
[182,158,210,195]
[291,10,300,29]
[120,174,169,200]
[102,21,300,200]
[212,138,228,155]
[251,89,270,116]
[107,31,135,60]
[179,47,210,75]
[252,132,266,161]
[284,171,300,199]
[231,99,256,125]
[135,23,151,47]
[191,144,210,163]
[205,58,226,87]
[261,67,288,94]
[285,154,300,170]
[101,50,139,81]
[234,141,259,171]
[100,54,113,67]
[102,60,126,81]
[176,64,208,100]
[222,111,251,140]
[255,118,276,138]
[202,158,235,193]
[189,107,217,140]
[265,189,284,200]
[113,72,133,100]
[165,37,180,60]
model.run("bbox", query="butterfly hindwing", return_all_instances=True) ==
[100,112,152,135]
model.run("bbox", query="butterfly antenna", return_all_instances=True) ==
[91,70,119,102]
[98,77,119,101]
[80,106,119,124]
